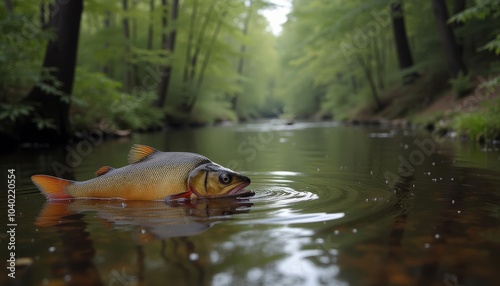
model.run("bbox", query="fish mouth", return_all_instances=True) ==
[220,182,254,198]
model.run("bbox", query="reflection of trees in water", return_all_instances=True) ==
[48,213,103,286]
[316,157,500,285]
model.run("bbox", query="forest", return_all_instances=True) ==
[1,0,499,144]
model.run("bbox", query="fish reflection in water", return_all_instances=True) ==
[36,198,253,241]
[34,198,253,285]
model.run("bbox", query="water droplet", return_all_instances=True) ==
[42,279,49,285]
[317,168,320,171]
[64,274,72,282]
[121,203,127,208]
[424,243,430,248]
[435,234,440,239]
[452,200,455,204]
[315,238,324,244]
[189,253,199,261]
[457,210,461,214]
[432,162,435,166]
[141,229,146,234]
[352,229,357,233]
[451,178,454,181]
[48,246,56,252]
[334,230,339,235]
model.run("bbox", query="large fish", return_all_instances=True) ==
[32,144,252,201]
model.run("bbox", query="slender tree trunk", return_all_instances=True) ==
[431,0,468,78]
[233,0,253,111]
[453,0,467,55]
[147,0,155,50]
[182,0,199,83]
[157,0,179,108]
[356,53,382,111]
[3,0,13,12]
[373,37,385,91]
[40,2,47,28]
[102,10,111,75]
[186,8,228,113]
[122,0,133,91]
[391,1,419,84]
[351,75,358,93]
[21,0,83,143]
[189,0,217,82]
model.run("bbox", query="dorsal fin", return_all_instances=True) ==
[95,166,115,177]
[128,144,159,164]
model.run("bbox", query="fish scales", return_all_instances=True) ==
[31,144,252,201]
[69,152,210,200]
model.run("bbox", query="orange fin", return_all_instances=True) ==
[31,175,74,201]
[165,191,193,204]
[95,166,115,177]
[35,202,74,227]
[128,144,159,164]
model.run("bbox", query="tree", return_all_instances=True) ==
[431,0,468,78]
[157,0,180,108]
[391,1,419,84]
[20,0,83,142]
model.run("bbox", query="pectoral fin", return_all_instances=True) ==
[165,191,193,204]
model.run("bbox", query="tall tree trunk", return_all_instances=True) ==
[147,0,155,50]
[189,0,217,82]
[453,0,467,55]
[102,10,111,75]
[186,8,228,113]
[356,53,382,111]
[431,0,468,78]
[373,36,385,91]
[391,1,419,84]
[3,0,13,12]
[233,0,253,111]
[122,0,133,92]
[182,0,199,83]
[40,2,47,28]
[21,0,83,143]
[157,0,179,108]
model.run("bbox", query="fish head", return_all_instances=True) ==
[188,163,252,198]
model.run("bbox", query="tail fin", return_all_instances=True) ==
[35,202,74,227]
[31,175,74,201]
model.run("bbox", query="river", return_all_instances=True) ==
[1,120,500,285]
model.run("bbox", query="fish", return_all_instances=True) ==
[31,144,253,201]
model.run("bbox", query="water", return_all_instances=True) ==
[1,121,500,285]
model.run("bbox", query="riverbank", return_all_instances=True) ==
[353,74,500,143]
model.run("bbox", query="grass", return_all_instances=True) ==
[452,98,500,141]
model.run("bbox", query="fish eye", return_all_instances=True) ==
[218,172,232,184]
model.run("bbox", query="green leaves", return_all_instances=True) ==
[0,103,34,121]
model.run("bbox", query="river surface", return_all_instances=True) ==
[1,120,500,285]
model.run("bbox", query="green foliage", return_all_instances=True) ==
[449,72,474,97]
[0,10,54,98]
[0,103,34,121]
[71,67,163,131]
[452,98,500,141]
